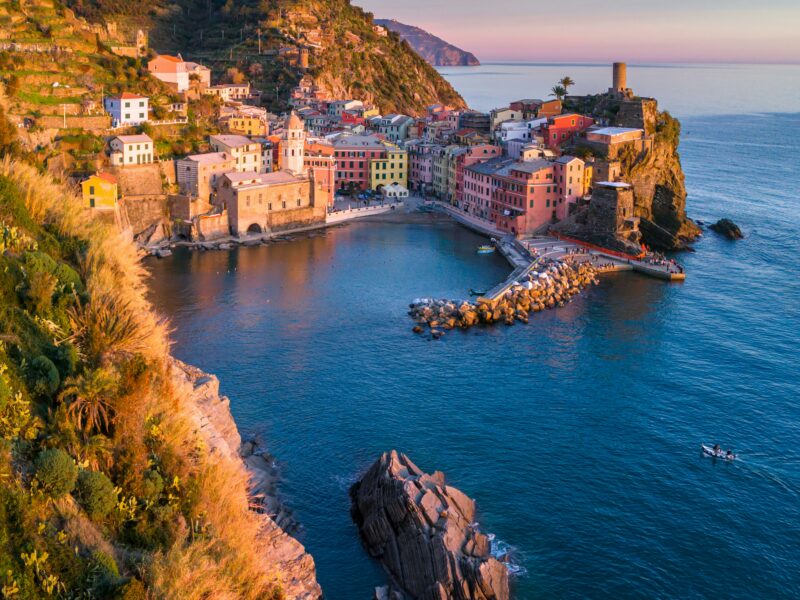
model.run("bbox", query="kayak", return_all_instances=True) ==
[469,288,487,296]
[701,444,736,460]
[477,245,496,254]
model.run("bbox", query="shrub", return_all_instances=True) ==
[26,355,60,398]
[76,470,117,522]
[141,470,163,502]
[35,448,77,498]
[115,578,146,600]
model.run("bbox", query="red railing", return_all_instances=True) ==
[549,231,646,260]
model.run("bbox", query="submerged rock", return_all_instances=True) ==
[350,450,509,600]
[709,218,743,240]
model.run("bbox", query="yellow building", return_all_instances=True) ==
[81,173,118,209]
[370,148,407,191]
[361,106,380,119]
[584,164,594,192]
[227,116,267,136]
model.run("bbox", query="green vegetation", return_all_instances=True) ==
[0,158,286,598]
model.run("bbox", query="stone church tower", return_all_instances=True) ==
[283,111,306,175]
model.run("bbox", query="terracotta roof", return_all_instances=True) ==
[113,134,152,144]
[112,92,147,100]
[87,172,117,184]
[156,54,183,63]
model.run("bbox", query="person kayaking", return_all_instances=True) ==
[726,449,734,459]
[713,444,721,455]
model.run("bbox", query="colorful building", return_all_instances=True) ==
[226,115,267,136]
[81,173,118,209]
[370,147,407,191]
[539,114,595,149]
[176,152,236,201]
[331,135,387,192]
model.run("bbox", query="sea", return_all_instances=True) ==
[146,63,800,599]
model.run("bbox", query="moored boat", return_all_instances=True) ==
[477,245,495,254]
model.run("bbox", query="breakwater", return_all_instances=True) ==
[409,258,599,336]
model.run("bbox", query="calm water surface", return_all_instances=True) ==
[147,65,800,598]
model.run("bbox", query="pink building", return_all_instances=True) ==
[539,113,595,149]
[331,135,386,191]
[410,149,434,191]
[463,155,586,236]
[454,145,501,208]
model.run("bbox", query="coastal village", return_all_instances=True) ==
[64,53,673,271]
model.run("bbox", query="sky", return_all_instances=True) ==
[354,0,800,64]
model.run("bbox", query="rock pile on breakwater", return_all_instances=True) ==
[351,451,509,600]
[409,259,599,336]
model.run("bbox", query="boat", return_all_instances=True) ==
[477,245,496,254]
[701,444,736,460]
[469,288,487,296]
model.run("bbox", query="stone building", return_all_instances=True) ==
[176,152,236,202]
[587,182,640,243]
[209,134,262,173]
[215,113,333,235]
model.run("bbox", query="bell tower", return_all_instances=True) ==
[282,111,306,175]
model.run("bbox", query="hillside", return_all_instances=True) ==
[0,151,320,598]
[374,19,480,67]
[62,0,467,115]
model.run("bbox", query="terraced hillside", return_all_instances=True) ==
[63,0,466,115]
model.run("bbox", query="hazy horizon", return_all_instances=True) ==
[356,0,800,65]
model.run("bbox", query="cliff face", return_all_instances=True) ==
[375,19,480,67]
[172,360,322,599]
[567,95,701,249]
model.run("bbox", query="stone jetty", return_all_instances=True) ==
[409,258,599,335]
[351,451,509,600]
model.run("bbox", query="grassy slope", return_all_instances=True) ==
[0,152,285,598]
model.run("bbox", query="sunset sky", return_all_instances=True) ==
[354,0,800,64]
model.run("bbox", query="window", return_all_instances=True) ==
[296,199,301,207]
[529,199,534,208]
[268,203,272,210]
[282,201,286,209]
[89,186,95,194]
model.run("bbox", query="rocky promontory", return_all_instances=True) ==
[172,360,322,599]
[376,19,481,66]
[351,451,509,600]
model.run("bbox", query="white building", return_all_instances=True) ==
[147,54,211,93]
[327,100,363,117]
[253,137,274,173]
[205,83,251,102]
[209,134,262,173]
[109,134,154,166]
[104,93,149,127]
[381,183,409,199]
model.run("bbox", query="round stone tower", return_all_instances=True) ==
[612,62,627,92]
[283,111,306,176]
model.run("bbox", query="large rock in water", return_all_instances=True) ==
[350,451,509,600]
[709,218,743,240]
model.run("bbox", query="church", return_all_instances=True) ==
[216,112,335,236]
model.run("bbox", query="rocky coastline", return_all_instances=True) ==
[351,451,509,600]
[170,359,322,599]
[409,258,600,337]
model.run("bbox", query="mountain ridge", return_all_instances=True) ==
[375,18,480,67]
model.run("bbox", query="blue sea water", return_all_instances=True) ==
[147,64,800,598]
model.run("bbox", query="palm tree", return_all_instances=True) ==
[559,76,575,95]
[59,369,117,434]
[550,85,567,101]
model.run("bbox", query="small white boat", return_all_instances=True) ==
[477,245,496,254]
[701,444,736,461]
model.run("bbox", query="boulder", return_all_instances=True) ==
[351,451,509,600]
[709,218,743,240]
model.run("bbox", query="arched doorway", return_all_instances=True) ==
[247,223,263,234]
